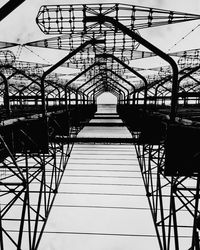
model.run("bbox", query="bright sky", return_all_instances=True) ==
[97,92,118,104]
[1,1,200,250]
[1,0,200,68]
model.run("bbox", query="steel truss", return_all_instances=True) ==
[0,57,96,249]
[0,104,97,249]
[0,112,73,249]
[1,2,200,250]
[135,141,200,250]
[117,103,200,250]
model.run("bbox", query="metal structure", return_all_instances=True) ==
[1,2,200,250]
[0,0,26,22]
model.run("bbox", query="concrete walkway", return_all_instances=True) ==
[39,105,159,250]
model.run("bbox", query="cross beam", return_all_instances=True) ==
[84,14,179,122]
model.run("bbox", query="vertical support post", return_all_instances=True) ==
[65,87,68,111]
[40,75,46,117]
[168,180,179,250]
[75,92,78,106]
[132,92,135,105]
[0,205,4,250]
[82,93,85,105]
[191,175,200,250]
[93,94,95,105]
[155,86,159,107]
[126,94,129,104]
[69,90,71,107]
[0,73,10,118]
[17,191,27,249]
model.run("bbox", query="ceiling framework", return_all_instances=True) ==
[1,4,200,250]
[142,48,200,98]
[0,41,18,49]
[25,30,141,76]
[175,49,200,70]
[0,3,200,109]
[0,64,65,100]
[35,6,200,249]
[36,4,200,34]
[0,4,198,100]
[0,50,51,76]
[34,3,200,96]
[0,50,16,65]
[25,35,155,73]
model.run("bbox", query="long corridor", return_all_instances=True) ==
[39,105,159,250]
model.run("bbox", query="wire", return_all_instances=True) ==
[48,204,150,210]
[31,174,156,179]
[66,168,140,173]
[6,230,192,238]
[69,157,136,160]
[44,232,158,237]
[23,45,52,64]
[57,191,147,196]
[68,162,138,165]
[62,182,143,186]
[41,231,193,238]
[15,45,23,60]
[30,181,144,187]
[64,174,141,179]
[1,203,151,210]
[6,230,158,238]
[168,23,200,52]
[71,150,136,155]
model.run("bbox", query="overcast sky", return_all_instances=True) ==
[0,0,200,68]
[1,1,200,250]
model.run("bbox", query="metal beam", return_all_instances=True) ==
[76,68,135,104]
[85,15,179,122]
[104,76,130,103]
[84,77,127,97]
[77,68,134,93]
[83,75,129,97]
[76,72,103,92]
[105,68,135,91]
[0,72,10,117]
[0,0,26,21]
[65,61,105,105]
[41,39,104,115]
[96,53,146,107]
[65,61,105,88]
[75,72,103,105]
[93,86,120,103]
[87,80,124,102]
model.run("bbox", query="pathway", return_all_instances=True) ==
[39,104,159,250]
